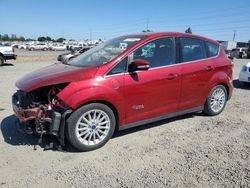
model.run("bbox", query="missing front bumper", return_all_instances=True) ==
[12,93,71,138]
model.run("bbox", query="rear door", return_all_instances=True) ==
[178,37,217,110]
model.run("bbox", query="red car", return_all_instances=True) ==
[12,32,233,151]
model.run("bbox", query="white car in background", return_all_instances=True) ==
[239,62,250,84]
[27,42,49,51]
[50,43,67,51]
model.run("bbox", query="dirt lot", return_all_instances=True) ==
[11,49,65,63]
[0,51,249,188]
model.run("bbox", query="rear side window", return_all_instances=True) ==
[206,42,219,57]
[180,37,206,62]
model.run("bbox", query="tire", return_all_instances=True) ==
[0,55,4,66]
[43,48,48,51]
[239,53,243,59]
[66,103,116,151]
[203,85,227,116]
[30,47,34,51]
[242,82,250,86]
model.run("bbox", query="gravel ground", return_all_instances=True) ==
[0,52,249,188]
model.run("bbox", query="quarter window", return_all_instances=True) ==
[180,37,206,62]
[206,42,219,57]
[107,57,127,75]
[132,37,175,68]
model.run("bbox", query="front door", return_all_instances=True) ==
[123,37,181,124]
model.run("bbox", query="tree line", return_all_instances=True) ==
[0,34,65,43]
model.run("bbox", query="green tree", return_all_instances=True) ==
[45,36,52,41]
[185,27,192,34]
[56,37,66,43]
[26,38,35,41]
[38,36,46,42]
[38,36,53,42]
[19,36,25,41]
[142,29,153,33]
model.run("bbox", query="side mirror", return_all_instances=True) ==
[129,59,150,72]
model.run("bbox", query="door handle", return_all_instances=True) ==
[205,66,214,71]
[166,73,178,80]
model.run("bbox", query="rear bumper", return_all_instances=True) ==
[239,71,250,83]
[4,54,17,60]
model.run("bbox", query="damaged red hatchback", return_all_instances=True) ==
[12,32,233,151]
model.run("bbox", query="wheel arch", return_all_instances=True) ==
[207,70,232,101]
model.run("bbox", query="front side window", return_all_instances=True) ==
[131,37,175,68]
[180,37,206,62]
[66,35,146,67]
[206,42,219,57]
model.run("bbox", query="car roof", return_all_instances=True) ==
[126,32,219,45]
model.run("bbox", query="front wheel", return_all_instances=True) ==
[66,103,116,151]
[203,85,227,116]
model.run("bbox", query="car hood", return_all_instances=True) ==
[16,63,98,92]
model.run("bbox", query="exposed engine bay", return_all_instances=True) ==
[12,83,72,147]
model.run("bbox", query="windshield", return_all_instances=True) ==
[66,35,146,67]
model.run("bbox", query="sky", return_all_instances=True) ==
[0,0,250,42]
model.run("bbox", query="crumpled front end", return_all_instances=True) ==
[12,83,72,145]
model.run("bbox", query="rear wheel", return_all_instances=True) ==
[0,56,4,66]
[66,103,116,151]
[203,85,227,116]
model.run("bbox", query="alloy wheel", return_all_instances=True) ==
[210,88,226,113]
[75,109,111,146]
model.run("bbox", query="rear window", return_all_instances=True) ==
[180,37,206,62]
[206,42,219,57]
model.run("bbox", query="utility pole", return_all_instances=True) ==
[232,30,236,41]
[89,28,92,41]
[146,18,149,31]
